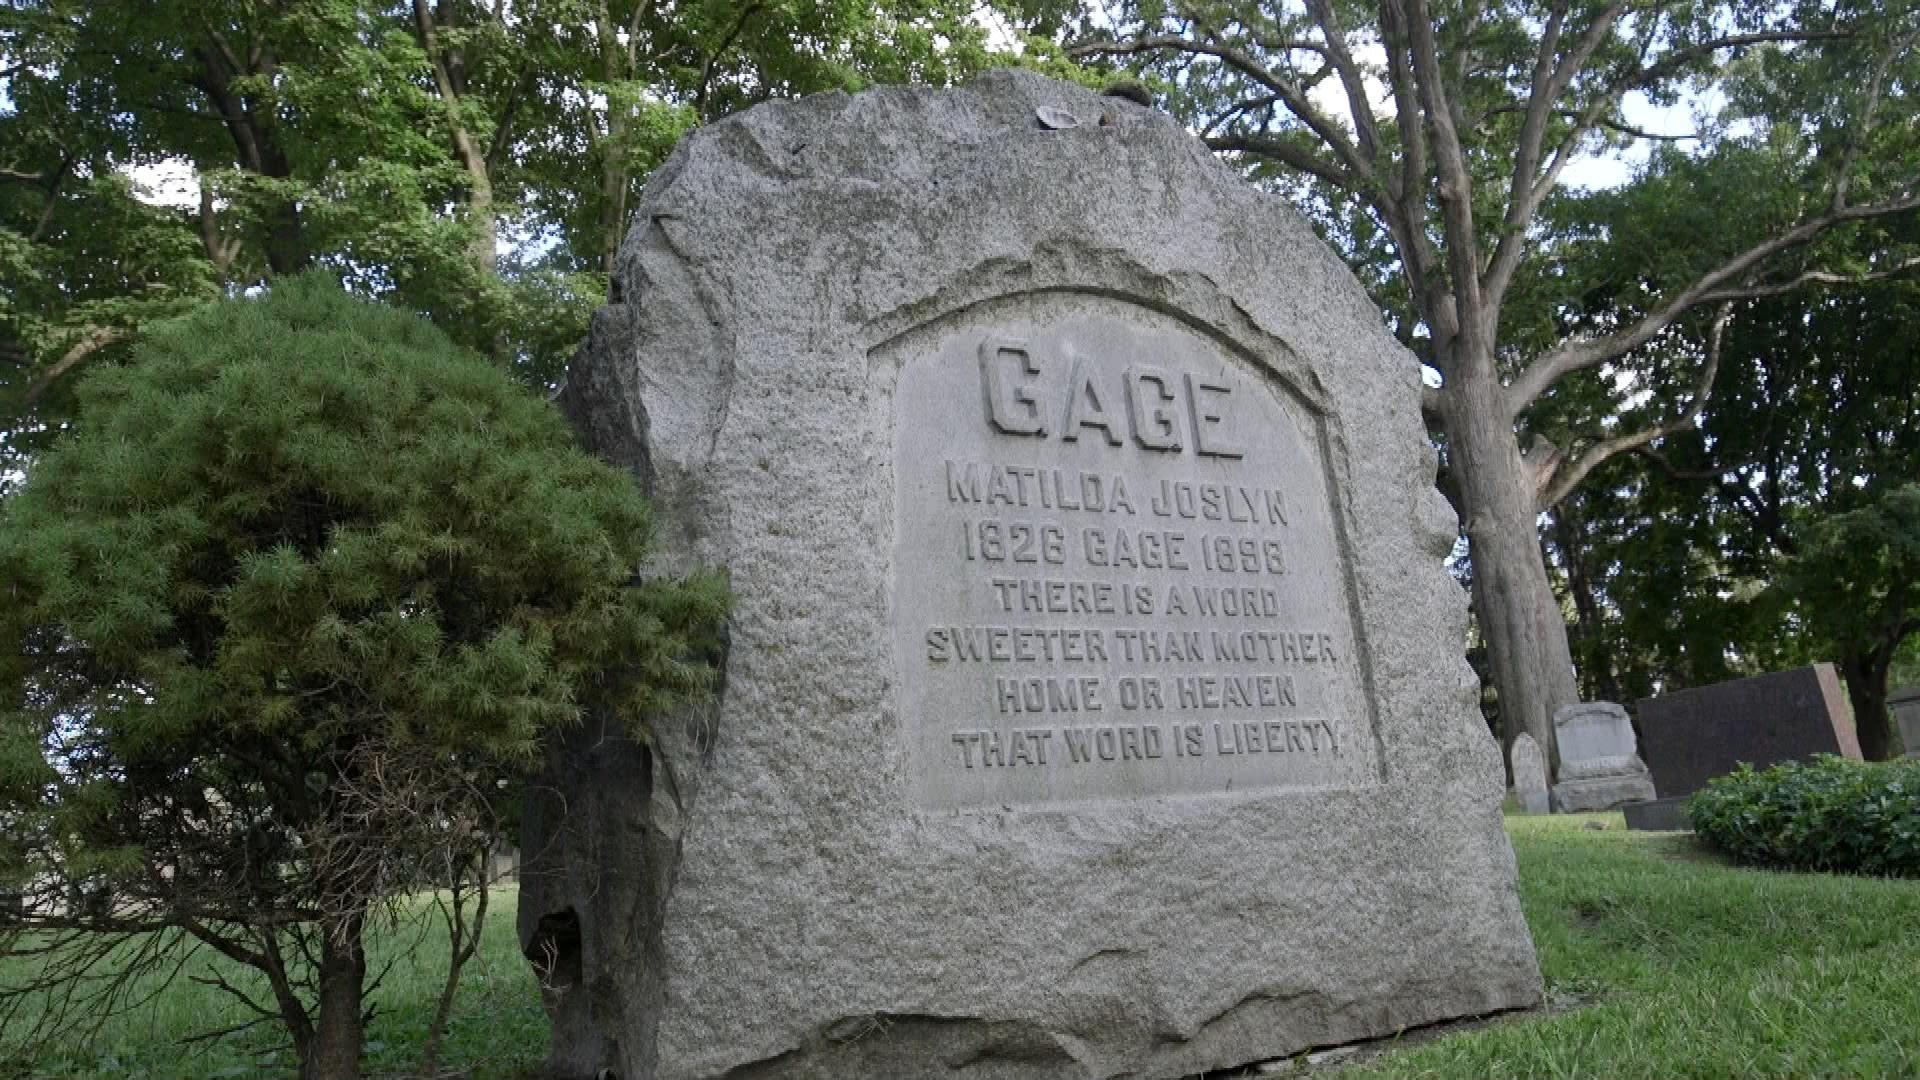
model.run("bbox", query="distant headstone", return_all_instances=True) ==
[1622,796,1691,832]
[1636,664,1863,798]
[1549,702,1656,812]
[1510,733,1550,814]
[1892,685,1920,758]
[518,71,1541,1080]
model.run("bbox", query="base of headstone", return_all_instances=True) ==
[1622,796,1692,832]
[1511,787,1550,815]
[1551,774,1655,813]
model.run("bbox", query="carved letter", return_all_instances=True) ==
[1186,372,1245,458]
[1126,364,1183,451]
[1061,357,1124,446]
[980,338,1046,435]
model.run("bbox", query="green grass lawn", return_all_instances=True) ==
[1321,814,1920,1079]
[7,816,1919,1078]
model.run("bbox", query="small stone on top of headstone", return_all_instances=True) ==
[1550,701,1656,812]
[1509,733,1549,815]
[1034,104,1081,129]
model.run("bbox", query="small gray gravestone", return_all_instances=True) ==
[1891,685,1920,758]
[518,72,1541,1080]
[1510,733,1550,814]
[1550,702,1656,813]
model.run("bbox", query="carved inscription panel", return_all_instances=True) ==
[890,295,1377,808]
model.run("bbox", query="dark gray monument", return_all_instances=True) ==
[520,71,1541,1080]
[1636,663,1863,799]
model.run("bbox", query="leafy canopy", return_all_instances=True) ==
[0,271,725,945]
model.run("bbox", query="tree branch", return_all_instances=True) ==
[625,0,655,62]
[1069,24,1372,186]
[1506,191,1920,415]
[1303,0,1380,166]
[1537,303,1730,509]
[22,326,128,406]
[1485,3,1642,306]
[188,44,265,174]
[1700,255,1920,302]
[1487,1,1623,303]
[694,2,765,123]
[1473,104,1701,142]
[485,64,536,171]
[198,174,240,275]
[1199,92,1286,138]
[1399,0,1486,339]
[1831,24,1920,212]
[1493,28,1850,308]
[28,155,72,244]
[1376,0,1444,343]
[1205,133,1359,191]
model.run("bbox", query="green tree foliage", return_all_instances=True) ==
[0,275,726,1079]
[1,0,1036,466]
[1774,487,1920,760]
[1894,640,1920,696]
[1536,222,1919,759]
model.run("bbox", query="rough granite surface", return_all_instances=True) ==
[519,70,1542,1080]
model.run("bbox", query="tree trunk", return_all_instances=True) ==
[463,165,497,278]
[1551,505,1621,702]
[594,7,633,276]
[1839,652,1896,761]
[301,912,368,1080]
[412,0,497,283]
[258,145,309,276]
[1441,362,1581,768]
[599,141,628,275]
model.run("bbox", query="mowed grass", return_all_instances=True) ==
[1325,814,1920,1079]
[1,890,546,1079]
[8,817,1920,1078]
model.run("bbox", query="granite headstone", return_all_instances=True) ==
[1621,797,1691,832]
[1549,701,1655,812]
[1636,663,1862,798]
[518,71,1541,1080]
[1510,733,1550,815]
[1891,685,1920,758]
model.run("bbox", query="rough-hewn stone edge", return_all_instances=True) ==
[708,975,1543,1080]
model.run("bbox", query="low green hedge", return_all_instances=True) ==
[1688,755,1920,877]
